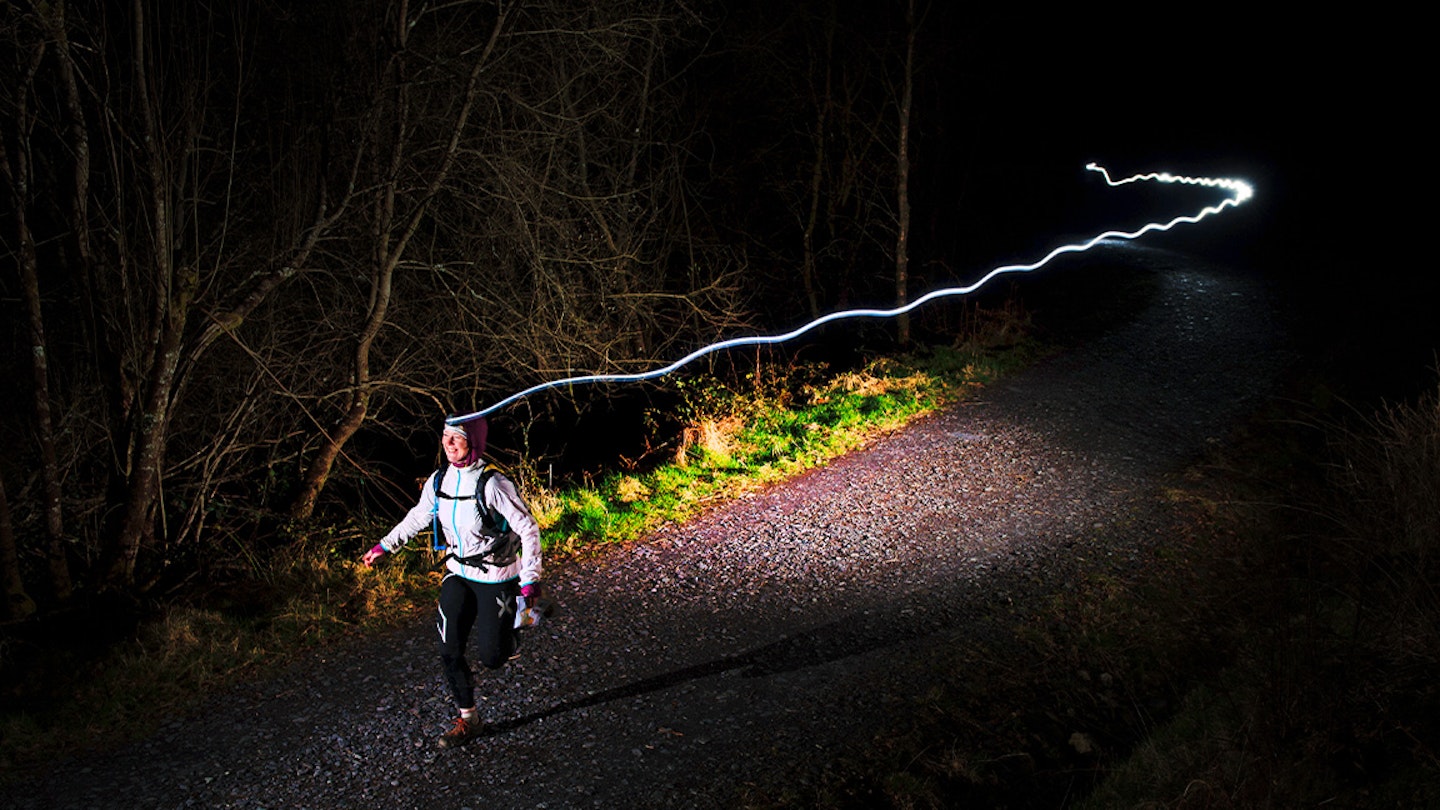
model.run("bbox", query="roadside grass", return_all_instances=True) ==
[530,343,1029,553]
[0,520,440,775]
[0,329,1037,779]
[1080,379,1440,808]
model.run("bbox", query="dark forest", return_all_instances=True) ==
[0,1,1430,629]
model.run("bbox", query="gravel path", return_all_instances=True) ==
[2,242,1288,809]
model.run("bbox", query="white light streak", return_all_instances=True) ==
[450,163,1252,425]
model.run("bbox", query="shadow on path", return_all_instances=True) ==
[486,595,972,736]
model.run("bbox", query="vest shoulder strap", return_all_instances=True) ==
[430,463,508,532]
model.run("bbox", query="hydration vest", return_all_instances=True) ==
[429,462,521,570]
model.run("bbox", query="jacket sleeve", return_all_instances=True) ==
[483,474,543,585]
[379,472,439,553]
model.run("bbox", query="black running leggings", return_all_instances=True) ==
[437,574,518,710]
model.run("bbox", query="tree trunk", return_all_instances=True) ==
[48,0,93,283]
[0,462,38,620]
[801,52,829,320]
[894,0,916,346]
[0,475,36,620]
[102,0,199,590]
[0,44,74,603]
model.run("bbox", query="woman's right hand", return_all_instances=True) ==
[362,543,386,567]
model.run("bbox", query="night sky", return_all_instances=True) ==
[936,7,1431,399]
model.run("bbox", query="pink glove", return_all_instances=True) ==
[520,583,538,599]
[362,543,386,567]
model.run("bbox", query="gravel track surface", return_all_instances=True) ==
[1,242,1288,809]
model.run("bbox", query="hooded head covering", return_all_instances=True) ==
[442,416,487,467]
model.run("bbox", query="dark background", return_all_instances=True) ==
[0,1,1431,604]
[955,7,1429,400]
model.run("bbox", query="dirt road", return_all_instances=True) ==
[2,242,1288,809]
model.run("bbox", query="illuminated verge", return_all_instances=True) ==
[450,163,1253,425]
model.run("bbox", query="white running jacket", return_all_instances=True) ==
[379,461,542,586]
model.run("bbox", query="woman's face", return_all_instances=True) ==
[442,431,470,465]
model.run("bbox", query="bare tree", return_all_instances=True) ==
[708,0,910,328]
[0,8,74,600]
[286,0,749,510]
[0,0,375,592]
[287,0,506,520]
[798,4,839,322]
[442,0,746,390]
[0,0,758,603]
[894,0,916,345]
[97,0,206,587]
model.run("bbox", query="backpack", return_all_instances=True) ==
[429,462,521,569]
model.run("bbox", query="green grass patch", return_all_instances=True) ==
[530,343,1029,551]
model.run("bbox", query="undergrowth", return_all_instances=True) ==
[1079,378,1440,808]
[0,520,442,775]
